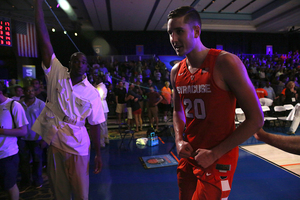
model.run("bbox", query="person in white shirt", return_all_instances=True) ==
[18,86,45,192]
[33,0,105,199]
[96,76,110,148]
[0,84,28,200]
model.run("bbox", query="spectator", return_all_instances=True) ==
[143,65,151,82]
[107,83,116,116]
[263,81,277,101]
[0,84,28,200]
[282,81,297,105]
[161,81,172,122]
[128,83,142,132]
[115,81,127,125]
[255,82,268,99]
[147,86,163,130]
[154,68,161,83]
[31,79,47,102]
[11,86,24,101]
[96,77,110,148]
[7,79,20,97]
[18,86,45,192]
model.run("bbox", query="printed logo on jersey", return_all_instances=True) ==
[177,84,211,94]
[178,72,185,76]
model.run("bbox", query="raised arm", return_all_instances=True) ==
[34,0,54,68]
[171,63,193,158]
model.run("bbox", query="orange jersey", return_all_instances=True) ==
[255,88,268,99]
[175,49,236,151]
[161,86,172,104]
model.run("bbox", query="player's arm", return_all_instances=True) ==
[34,0,54,69]
[89,124,102,174]
[171,63,193,158]
[213,53,264,158]
[194,53,264,168]
[0,125,27,137]
[255,128,300,155]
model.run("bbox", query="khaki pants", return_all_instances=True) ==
[47,145,90,200]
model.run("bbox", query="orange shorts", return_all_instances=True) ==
[177,147,239,200]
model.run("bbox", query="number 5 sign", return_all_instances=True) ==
[22,65,36,78]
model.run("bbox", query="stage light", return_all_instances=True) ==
[74,32,78,36]
[57,0,77,21]
[52,28,55,32]
[64,31,67,34]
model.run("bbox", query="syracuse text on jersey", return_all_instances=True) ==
[176,84,211,94]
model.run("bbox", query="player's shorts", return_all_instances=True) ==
[127,107,133,119]
[116,103,127,114]
[0,153,19,191]
[177,147,239,200]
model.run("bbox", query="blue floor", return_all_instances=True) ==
[89,131,300,200]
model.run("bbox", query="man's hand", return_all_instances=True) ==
[194,148,218,169]
[254,128,266,141]
[93,155,102,174]
[176,140,193,158]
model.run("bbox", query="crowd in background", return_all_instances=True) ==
[1,50,300,126]
[1,50,300,120]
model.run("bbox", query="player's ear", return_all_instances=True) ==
[193,25,200,38]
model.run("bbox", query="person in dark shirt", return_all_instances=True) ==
[115,81,127,125]
[146,86,163,130]
[128,83,142,132]
[31,79,47,102]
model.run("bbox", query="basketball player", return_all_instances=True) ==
[168,6,264,199]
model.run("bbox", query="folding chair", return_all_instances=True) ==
[261,106,277,129]
[274,105,293,132]
[235,108,245,127]
[119,124,135,150]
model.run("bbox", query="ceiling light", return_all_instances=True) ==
[74,32,78,36]
[52,28,55,32]
[64,31,67,34]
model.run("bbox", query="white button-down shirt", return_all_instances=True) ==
[32,54,105,155]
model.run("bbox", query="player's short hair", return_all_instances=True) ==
[167,6,202,28]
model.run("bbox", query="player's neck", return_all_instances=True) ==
[186,44,209,70]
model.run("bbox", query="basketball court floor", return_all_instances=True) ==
[1,124,299,200]
[87,125,300,200]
